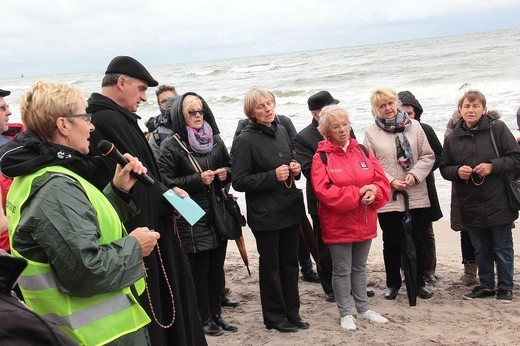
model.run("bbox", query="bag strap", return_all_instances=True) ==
[489,121,500,158]
[172,134,204,173]
[359,144,369,158]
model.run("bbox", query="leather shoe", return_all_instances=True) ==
[324,293,336,302]
[367,288,375,297]
[289,316,310,329]
[221,297,240,308]
[384,287,399,300]
[267,320,298,333]
[418,286,433,299]
[424,274,437,284]
[302,269,320,283]
[201,318,223,336]
[213,314,238,332]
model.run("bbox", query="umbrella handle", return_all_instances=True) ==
[392,190,409,212]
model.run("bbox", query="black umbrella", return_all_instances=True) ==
[392,190,417,307]
[298,216,321,272]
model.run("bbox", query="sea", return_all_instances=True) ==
[2,27,520,220]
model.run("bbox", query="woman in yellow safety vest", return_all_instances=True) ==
[0,80,161,346]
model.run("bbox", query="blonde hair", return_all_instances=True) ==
[369,86,399,117]
[317,105,351,137]
[243,87,275,120]
[182,94,202,115]
[20,81,86,141]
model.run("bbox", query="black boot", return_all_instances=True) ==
[213,314,238,332]
[201,318,223,336]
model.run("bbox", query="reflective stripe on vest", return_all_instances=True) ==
[7,166,149,345]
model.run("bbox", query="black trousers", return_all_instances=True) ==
[253,225,300,327]
[378,210,428,289]
[187,241,228,321]
[311,214,333,295]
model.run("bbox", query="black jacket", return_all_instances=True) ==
[231,121,305,231]
[158,92,231,253]
[420,122,443,222]
[294,118,322,215]
[86,92,206,346]
[440,114,520,228]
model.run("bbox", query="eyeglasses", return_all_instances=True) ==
[63,113,92,125]
[330,123,350,132]
[187,109,205,117]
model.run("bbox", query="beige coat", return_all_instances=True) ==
[364,119,434,213]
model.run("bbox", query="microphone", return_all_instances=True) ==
[97,140,154,187]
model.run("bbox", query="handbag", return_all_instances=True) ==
[172,134,245,239]
[489,122,520,210]
[209,184,245,240]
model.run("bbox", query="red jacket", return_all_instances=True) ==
[311,139,390,244]
[0,123,25,251]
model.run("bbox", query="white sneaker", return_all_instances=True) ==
[340,315,357,331]
[357,310,388,324]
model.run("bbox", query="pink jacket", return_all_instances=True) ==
[311,139,390,244]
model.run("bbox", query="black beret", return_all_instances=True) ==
[0,89,11,97]
[308,91,339,111]
[105,56,158,87]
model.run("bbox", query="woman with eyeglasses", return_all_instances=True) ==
[440,89,520,302]
[158,92,236,336]
[231,87,308,333]
[0,80,161,345]
[364,86,435,302]
[311,105,390,331]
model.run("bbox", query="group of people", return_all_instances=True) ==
[0,54,519,344]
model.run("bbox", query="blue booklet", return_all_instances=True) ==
[162,190,205,226]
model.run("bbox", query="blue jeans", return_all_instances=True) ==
[467,224,514,290]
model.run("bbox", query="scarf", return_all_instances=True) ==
[375,111,415,171]
[186,121,213,154]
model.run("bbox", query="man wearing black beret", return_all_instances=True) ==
[87,56,207,346]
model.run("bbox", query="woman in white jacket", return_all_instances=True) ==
[364,86,435,301]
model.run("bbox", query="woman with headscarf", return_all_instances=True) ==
[364,86,435,301]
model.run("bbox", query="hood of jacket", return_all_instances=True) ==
[0,131,110,190]
[165,92,220,142]
[398,90,423,121]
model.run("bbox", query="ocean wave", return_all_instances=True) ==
[185,68,226,76]
[232,63,276,73]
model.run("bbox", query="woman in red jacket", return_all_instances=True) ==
[311,105,390,331]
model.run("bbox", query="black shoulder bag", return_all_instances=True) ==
[489,122,520,210]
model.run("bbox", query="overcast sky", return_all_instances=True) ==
[2,0,519,78]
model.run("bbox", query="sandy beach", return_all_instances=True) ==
[208,220,520,346]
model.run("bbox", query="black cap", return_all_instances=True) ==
[105,56,158,87]
[307,91,339,111]
[0,89,11,97]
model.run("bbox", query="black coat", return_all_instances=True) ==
[158,92,231,254]
[231,121,305,231]
[420,122,443,222]
[440,114,520,228]
[87,93,206,346]
[294,118,322,216]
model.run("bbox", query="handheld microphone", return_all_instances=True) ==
[97,140,155,187]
